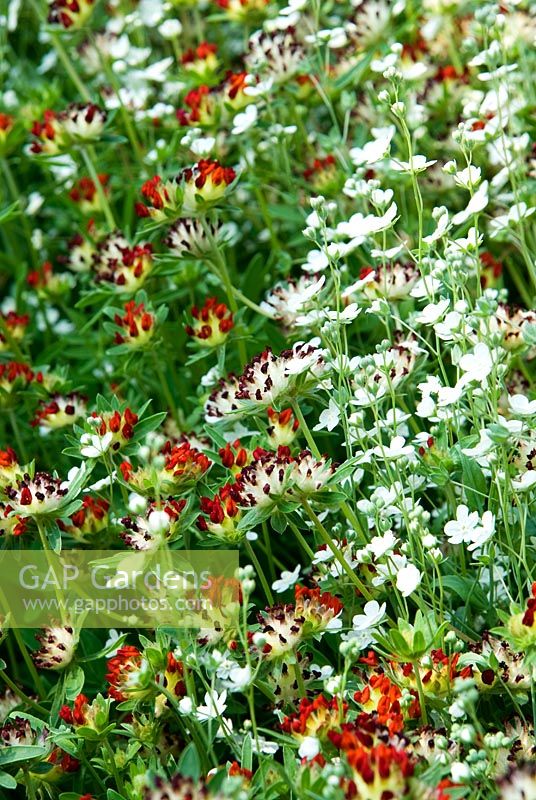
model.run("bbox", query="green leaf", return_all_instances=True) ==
[65,666,85,700]
[241,733,252,772]
[271,510,288,533]
[177,742,201,781]
[107,790,128,800]
[0,746,47,766]
[0,771,17,789]
[441,575,488,611]
[458,452,487,513]
[78,633,128,663]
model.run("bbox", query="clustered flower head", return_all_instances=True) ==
[135,159,236,220]
[185,297,234,347]
[31,104,107,154]
[92,233,154,291]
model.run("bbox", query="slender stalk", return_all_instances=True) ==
[104,739,126,795]
[291,400,321,458]
[301,498,372,600]
[412,661,428,726]
[81,147,116,230]
[10,628,46,699]
[293,655,306,697]
[245,540,273,605]
[0,670,48,714]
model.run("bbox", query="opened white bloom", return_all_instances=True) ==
[467,511,495,552]
[415,298,450,325]
[367,530,397,559]
[452,181,489,226]
[314,398,341,432]
[303,249,329,273]
[508,395,536,417]
[396,564,422,596]
[298,736,320,760]
[423,207,450,244]
[232,104,258,135]
[457,342,494,387]
[272,564,301,593]
[352,600,386,631]
[196,689,228,722]
[226,664,252,691]
[453,165,481,190]
[349,126,395,166]
[391,155,437,173]
[373,435,413,459]
[336,202,398,245]
[80,431,113,458]
[444,505,481,545]
[511,471,536,492]
[178,696,193,715]
[489,202,535,236]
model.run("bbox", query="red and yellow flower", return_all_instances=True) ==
[186,297,234,347]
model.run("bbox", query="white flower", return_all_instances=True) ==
[196,689,227,722]
[352,600,386,631]
[178,696,193,715]
[138,0,165,25]
[444,505,481,545]
[511,471,536,491]
[508,395,536,417]
[373,435,413,459]
[298,736,320,760]
[457,342,493,387]
[158,19,182,38]
[314,398,340,432]
[451,181,489,226]
[232,104,258,135]
[367,530,397,558]
[410,276,442,298]
[190,137,216,157]
[423,207,450,244]
[80,431,113,458]
[146,509,171,534]
[415,299,450,325]
[26,192,44,215]
[489,202,535,236]
[396,564,422,596]
[336,202,398,244]
[303,249,329,273]
[467,510,495,552]
[272,564,301,593]
[391,155,437,173]
[349,126,395,166]
[454,165,481,190]
[451,762,471,783]
[226,664,252,691]
[461,430,494,461]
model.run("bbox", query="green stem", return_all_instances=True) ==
[245,540,273,605]
[1,159,39,268]
[11,628,46,699]
[24,768,38,800]
[81,147,116,230]
[49,31,92,102]
[412,661,428,726]
[0,670,48,714]
[293,654,306,697]
[9,410,28,464]
[104,739,126,796]
[291,400,321,458]
[301,498,372,600]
